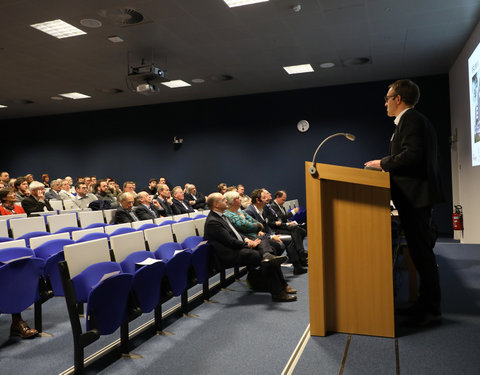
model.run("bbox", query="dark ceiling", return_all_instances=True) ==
[1,0,479,120]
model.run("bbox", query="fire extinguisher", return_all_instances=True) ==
[452,205,463,231]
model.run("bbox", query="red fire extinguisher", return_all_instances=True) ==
[452,205,463,230]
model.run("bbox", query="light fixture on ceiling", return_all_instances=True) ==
[59,92,91,100]
[30,19,86,39]
[320,62,335,69]
[283,64,314,74]
[162,80,192,88]
[0,105,7,109]
[108,35,124,43]
[291,4,301,12]
[191,78,205,84]
[80,18,102,28]
[223,0,269,8]
[50,96,64,101]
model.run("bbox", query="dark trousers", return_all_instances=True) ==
[395,201,441,314]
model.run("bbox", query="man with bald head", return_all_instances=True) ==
[204,193,296,302]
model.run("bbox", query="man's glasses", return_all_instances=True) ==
[384,94,397,102]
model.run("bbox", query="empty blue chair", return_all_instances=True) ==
[0,247,45,314]
[54,227,82,238]
[154,242,192,297]
[158,220,176,227]
[109,227,136,237]
[17,231,51,247]
[182,236,210,284]
[136,223,158,231]
[85,273,133,334]
[85,223,109,229]
[120,251,166,313]
[33,238,75,296]
[75,232,110,243]
[178,217,193,222]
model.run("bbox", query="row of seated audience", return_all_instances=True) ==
[0,171,306,337]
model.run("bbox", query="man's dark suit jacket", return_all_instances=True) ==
[155,197,174,216]
[204,211,248,267]
[244,205,275,235]
[271,201,294,223]
[135,204,161,220]
[113,207,138,224]
[172,198,195,214]
[380,108,444,208]
[21,196,53,216]
[184,192,207,210]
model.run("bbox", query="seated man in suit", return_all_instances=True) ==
[21,181,53,216]
[59,179,75,201]
[204,193,296,302]
[45,178,62,201]
[184,184,207,210]
[135,191,163,220]
[155,183,175,216]
[113,192,139,223]
[245,189,307,273]
[171,185,195,214]
[95,179,119,208]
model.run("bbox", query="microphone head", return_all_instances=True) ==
[345,133,356,141]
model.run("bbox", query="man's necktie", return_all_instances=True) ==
[222,214,243,241]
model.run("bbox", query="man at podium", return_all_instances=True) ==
[365,79,444,327]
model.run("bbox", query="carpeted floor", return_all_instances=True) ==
[1,240,479,375]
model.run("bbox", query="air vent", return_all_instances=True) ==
[99,8,149,27]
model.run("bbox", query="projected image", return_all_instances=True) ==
[468,43,480,166]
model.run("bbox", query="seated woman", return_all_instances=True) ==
[0,188,39,338]
[0,188,26,215]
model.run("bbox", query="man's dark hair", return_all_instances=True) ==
[250,188,263,204]
[75,182,86,190]
[275,190,286,199]
[389,79,420,106]
[14,177,27,189]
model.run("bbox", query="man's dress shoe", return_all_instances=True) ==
[285,285,297,294]
[11,320,38,339]
[272,292,297,302]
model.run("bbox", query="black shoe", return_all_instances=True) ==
[272,292,297,302]
[261,254,287,267]
[403,312,442,327]
[293,265,307,275]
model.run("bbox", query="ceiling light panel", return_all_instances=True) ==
[59,92,91,99]
[30,19,86,39]
[223,0,269,8]
[161,80,192,88]
[283,64,314,74]
[0,105,7,109]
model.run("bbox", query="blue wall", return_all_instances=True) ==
[1,74,452,235]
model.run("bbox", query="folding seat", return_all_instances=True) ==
[104,223,132,235]
[171,220,197,244]
[0,239,26,250]
[193,217,207,237]
[158,220,176,227]
[33,238,75,296]
[18,231,52,247]
[47,213,79,234]
[181,236,211,285]
[172,213,189,221]
[59,238,140,373]
[102,209,117,225]
[74,232,110,243]
[48,200,64,211]
[62,200,77,210]
[70,227,105,242]
[143,225,174,251]
[10,216,46,239]
[131,219,154,230]
[154,242,192,298]
[85,222,109,230]
[177,216,193,222]
[78,210,105,228]
[109,227,137,237]
[154,216,175,225]
[0,219,9,238]
[29,232,71,249]
[53,226,83,239]
[109,231,146,263]
[136,223,158,231]
[0,247,45,332]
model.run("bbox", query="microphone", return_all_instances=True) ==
[308,133,356,175]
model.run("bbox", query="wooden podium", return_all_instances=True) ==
[305,162,395,338]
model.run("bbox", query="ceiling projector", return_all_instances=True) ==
[129,64,165,79]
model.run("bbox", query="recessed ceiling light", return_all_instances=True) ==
[223,0,269,8]
[108,35,124,43]
[50,96,64,101]
[283,64,314,74]
[320,62,335,69]
[59,92,91,99]
[30,19,86,39]
[0,105,7,108]
[80,19,102,28]
[191,78,205,84]
[161,80,191,88]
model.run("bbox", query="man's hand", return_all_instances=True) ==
[364,160,383,170]
[275,220,282,226]
[152,199,161,208]
[245,238,261,248]
[271,235,283,243]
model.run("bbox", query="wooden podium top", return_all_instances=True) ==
[305,162,390,189]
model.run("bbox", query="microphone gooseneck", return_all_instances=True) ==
[309,133,356,175]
